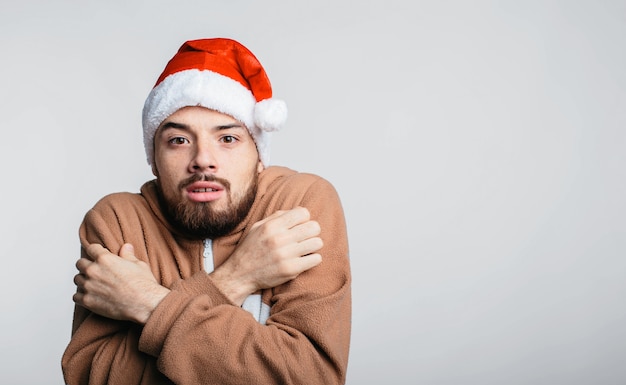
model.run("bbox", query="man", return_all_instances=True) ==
[62,38,351,385]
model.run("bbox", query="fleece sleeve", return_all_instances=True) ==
[136,177,352,385]
[61,196,233,385]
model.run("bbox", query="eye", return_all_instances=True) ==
[220,135,238,144]
[168,137,189,145]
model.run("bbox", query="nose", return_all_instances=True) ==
[189,142,217,173]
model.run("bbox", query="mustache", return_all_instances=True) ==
[178,173,231,191]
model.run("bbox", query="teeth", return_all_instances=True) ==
[194,188,216,192]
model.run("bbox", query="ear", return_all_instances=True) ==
[150,134,160,177]
[257,159,264,173]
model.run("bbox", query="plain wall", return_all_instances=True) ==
[0,1,624,384]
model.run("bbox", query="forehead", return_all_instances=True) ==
[161,106,241,127]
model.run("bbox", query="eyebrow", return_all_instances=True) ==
[160,122,189,131]
[159,121,246,132]
[215,123,246,131]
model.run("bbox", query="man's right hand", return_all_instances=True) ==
[210,206,323,306]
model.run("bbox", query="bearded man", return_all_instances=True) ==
[62,38,351,385]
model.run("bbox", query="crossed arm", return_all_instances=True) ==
[72,207,323,325]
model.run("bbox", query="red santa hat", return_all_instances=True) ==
[142,38,287,166]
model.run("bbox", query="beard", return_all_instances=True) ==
[157,171,258,240]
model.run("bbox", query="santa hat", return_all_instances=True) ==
[142,38,287,166]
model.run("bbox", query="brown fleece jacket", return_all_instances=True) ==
[61,166,351,385]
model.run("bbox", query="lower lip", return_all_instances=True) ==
[186,190,225,203]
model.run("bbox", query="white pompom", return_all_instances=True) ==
[254,98,287,132]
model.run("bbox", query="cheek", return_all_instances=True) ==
[154,159,180,193]
[155,150,186,178]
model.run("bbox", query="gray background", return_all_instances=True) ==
[1,1,625,384]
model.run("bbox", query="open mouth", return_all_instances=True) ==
[185,181,225,202]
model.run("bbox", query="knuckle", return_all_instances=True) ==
[270,248,287,262]
[83,263,98,278]
[263,236,280,250]
[81,295,93,308]
[276,263,297,278]
[86,244,101,259]
[258,220,278,236]
[265,232,288,249]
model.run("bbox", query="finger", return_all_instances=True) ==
[85,243,109,262]
[289,237,324,258]
[250,209,288,230]
[73,291,84,305]
[73,274,86,291]
[290,253,323,275]
[75,257,92,274]
[119,243,138,261]
[289,220,321,242]
[270,207,311,230]
[300,253,322,268]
